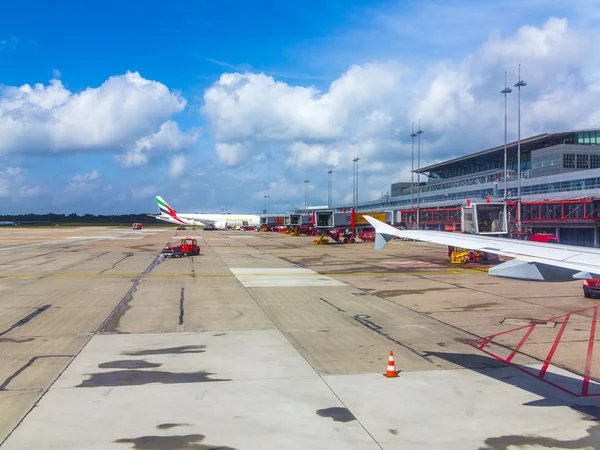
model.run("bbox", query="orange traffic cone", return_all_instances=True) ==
[383,350,399,378]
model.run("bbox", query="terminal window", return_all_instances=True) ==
[591,155,600,169]
[563,153,575,168]
[577,154,589,169]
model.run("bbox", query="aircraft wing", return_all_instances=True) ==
[363,215,600,282]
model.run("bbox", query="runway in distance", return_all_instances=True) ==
[153,196,261,228]
[364,215,600,282]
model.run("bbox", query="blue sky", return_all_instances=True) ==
[1,0,599,215]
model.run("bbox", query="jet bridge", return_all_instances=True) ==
[462,202,508,235]
[285,214,313,226]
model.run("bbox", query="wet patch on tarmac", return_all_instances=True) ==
[388,429,399,435]
[316,407,356,423]
[372,288,454,297]
[114,434,236,449]
[213,333,227,336]
[0,337,35,343]
[437,342,447,347]
[100,252,163,333]
[156,423,190,430]
[98,360,161,369]
[449,302,500,311]
[479,424,600,450]
[76,369,231,387]
[122,345,206,356]
[99,281,138,333]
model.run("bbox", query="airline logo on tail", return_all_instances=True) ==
[156,196,185,224]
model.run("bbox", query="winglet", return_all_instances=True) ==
[364,215,402,251]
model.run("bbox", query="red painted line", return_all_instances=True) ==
[471,306,599,346]
[474,323,535,342]
[581,306,598,396]
[506,325,536,363]
[469,344,579,397]
[547,305,598,322]
[477,337,493,350]
[538,315,570,380]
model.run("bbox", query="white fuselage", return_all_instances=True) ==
[157,212,261,227]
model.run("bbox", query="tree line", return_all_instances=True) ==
[0,213,159,224]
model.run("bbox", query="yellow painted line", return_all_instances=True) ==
[0,269,470,279]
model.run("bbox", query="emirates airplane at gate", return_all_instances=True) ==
[153,196,261,228]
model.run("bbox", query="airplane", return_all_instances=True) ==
[0,221,16,226]
[153,196,261,229]
[363,215,600,282]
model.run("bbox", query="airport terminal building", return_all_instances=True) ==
[357,129,600,247]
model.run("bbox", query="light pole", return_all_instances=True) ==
[304,177,309,211]
[416,120,423,229]
[501,72,512,203]
[264,194,270,223]
[353,149,360,212]
[327,169,333,208]
[514,64,527,232]
[410,124,417,213]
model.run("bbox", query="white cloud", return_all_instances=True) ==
[0,166,40,198]
[0,71,198,166]
[169,154,187,178]
[203,62,403,167]
[285,142,342,169]
[19,185,40,197]
[118,150,149,168]
[215,142,246,166]
[66,169,101,192]
[72,169,100,183]
[118,120,199,169]
[200,17,600,207]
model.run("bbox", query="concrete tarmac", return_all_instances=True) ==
[1,226,599,449]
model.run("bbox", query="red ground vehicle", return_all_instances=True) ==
[530,233,558,244]
[162,238,200,258]
[583,280,600,298]
[358,230,375,242]
[132,223,142,230]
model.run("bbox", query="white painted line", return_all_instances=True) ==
[230,268,346,287]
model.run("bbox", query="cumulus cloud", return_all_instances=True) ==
[0,71,198,166]
[201,17,600,207]
[66,169,101,192]
[169,154,186,178]
[0,166,40,198]
[203,62,403,167]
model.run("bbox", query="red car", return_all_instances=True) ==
[583,279,600,298]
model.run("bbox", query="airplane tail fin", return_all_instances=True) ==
[363,215,402,250]
[156,196,185,224]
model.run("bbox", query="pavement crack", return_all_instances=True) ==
[99,251,164,334]
[319,297,345,313]
[318,297,433,363]
[179,287,185,327]
[99,252,134,274]
[0,355,73,391]
[0,305,51,337]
